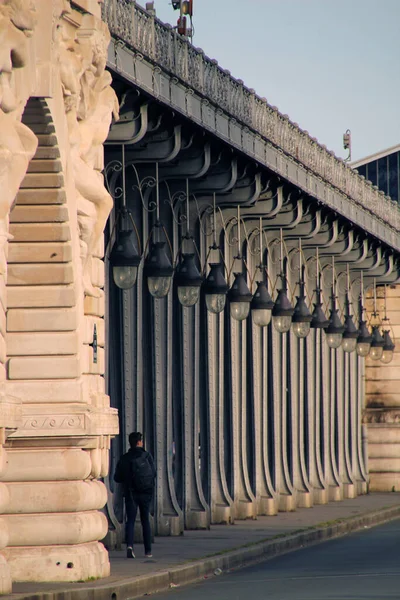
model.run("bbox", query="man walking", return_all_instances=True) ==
[114,432,156,558]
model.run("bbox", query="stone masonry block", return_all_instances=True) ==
[15,188,66,205]
[10,205,68,223]
[27,159,61,173]
[81,346,105,376]
[83,316,105,347]
[5,380,83,404]
[7,264,74,286]
[84,292,104,318]
[91,257,105,288]
[8,356,80,380]
[7,308,77,332]
[20,173,63,189]
[8,242,73,264]
[0,308,6,339]
[7,332,79,356]
[7,285,76,308]
[9,223,71,243]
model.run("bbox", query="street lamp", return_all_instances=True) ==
[356,319,372,357]
[356,276,372,357]
[381,330,395,364]
[250,219,274,327]
[310,251,329,331]
[144,239,174,298]
[292,254,311,338]
[272,273,294,333]
[325,297,345,349]
[251,280,274,327]
[109,208,141,289]
[228,272,253,321]
[175,252,203,307]
[310,288,329,330]
[324,258,344,349]
[203,262,229,314]
[370,326,385,360]
[272,230,294,333]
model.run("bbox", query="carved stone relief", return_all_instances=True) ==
[54,6,119,297]
[0,0,38,274]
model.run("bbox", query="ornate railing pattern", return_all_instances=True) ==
[102,0,400,232]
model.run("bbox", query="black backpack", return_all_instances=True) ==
[129,452,154,493]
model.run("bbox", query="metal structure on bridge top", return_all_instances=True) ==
[101,0,400,541]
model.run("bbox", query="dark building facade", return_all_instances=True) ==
[352,144,400,203]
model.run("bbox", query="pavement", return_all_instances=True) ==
[8,492,400,600]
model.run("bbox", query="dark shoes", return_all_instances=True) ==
[127,546,152,558]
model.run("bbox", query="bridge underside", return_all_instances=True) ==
[105,71,400,539]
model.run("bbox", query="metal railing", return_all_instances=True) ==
[102,0,400,233]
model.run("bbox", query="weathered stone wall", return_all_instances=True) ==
[0,0,118,592]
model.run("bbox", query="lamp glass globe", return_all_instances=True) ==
[356,342,371,357]
[205,293,226,314]
[272,314,292,333]
[252,308,272,328]
[342,337,357,353]
[113,266,138,289]
[230,301,250,321]
[292,321,310,339]
[370,345,383,361]
[326,332,342,349]
[148,276,171,298]
[178,285,200,307]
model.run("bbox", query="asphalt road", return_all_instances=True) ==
[147,519,400,600]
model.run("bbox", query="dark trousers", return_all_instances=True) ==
[125,491,152,553]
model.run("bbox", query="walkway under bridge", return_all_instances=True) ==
[101,0,400,540]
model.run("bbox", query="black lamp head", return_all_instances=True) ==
[203,262,229,295]
[292,294,312,324]
[272,287,294,317]
[251,281,274,311]
[144,241,174,277]
[325,308,345,335]
[228,273,252,303]
[110,229,141,268]
[174,253,203,287]
[357,320,372,345]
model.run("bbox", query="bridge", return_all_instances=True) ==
[101,0,400,538]
[0,0,399,592]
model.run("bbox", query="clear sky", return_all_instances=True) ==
[147,0,400,162]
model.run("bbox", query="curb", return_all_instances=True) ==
[10,505,400,600]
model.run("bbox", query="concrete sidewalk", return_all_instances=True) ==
[8,492,400,600]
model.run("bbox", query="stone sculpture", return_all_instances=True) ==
[56,9,119,296]
[0,0,38,274]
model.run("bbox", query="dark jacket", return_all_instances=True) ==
[114,447,156,496]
